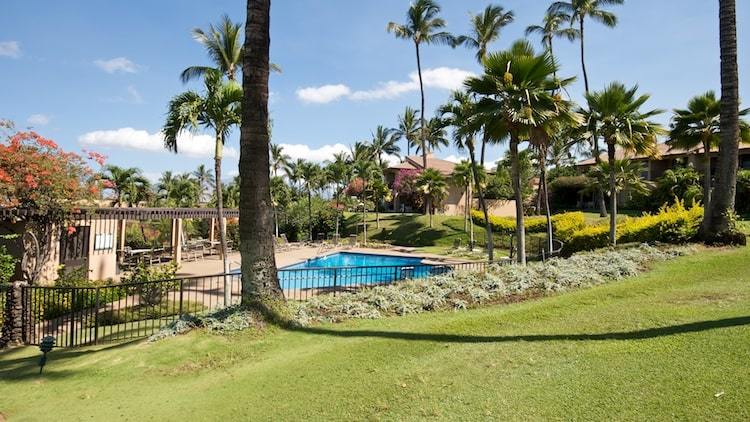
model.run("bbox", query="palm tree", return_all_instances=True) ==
[370,176,390,229]
[466,40,576,264]
[350,141,373,164]
[269,143,291,177]
[525,11,580,80]
[392,107,420,156]
[455,4,514,62]
[352,159,378,244]
[240,0,283,303]
[192,164,215,204]
[416,168,448,228]
[171,174,200,207]
[451,160,474,235]
[549,0,623,217]
[439,91,492,257]
[387,0,454,169]
[297,160,322,242]
[415,117,449,156]
[370,125,400,168]
[586,82,664,245]
[181,14,281,83]
[456,4,514,169]
[100,165,149,207]
[326,153,352,239]
[163,69,241,284]
[587,159,650,200]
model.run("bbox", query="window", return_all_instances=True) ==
[94,233,114,251]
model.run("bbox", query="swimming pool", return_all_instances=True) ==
[277,252,448,291]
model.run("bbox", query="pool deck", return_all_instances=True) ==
[175,244,469,277]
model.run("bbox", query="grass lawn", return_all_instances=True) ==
[1,246,749,420]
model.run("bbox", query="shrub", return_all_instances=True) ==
[737,170,750,214]
[121,263,179,307]
[0,243,17,284]
[551,212,586,241]
[562,201,703,254]
[471,210,585,239]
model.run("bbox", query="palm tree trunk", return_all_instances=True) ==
[468,145,493,261]
[539,147,553,252]
[240,0,283,304]
[427,197,433,227]
[579,17,589,93]
[510,136,526,265]
[415,41,427,172]
[307,188,313,242]
[703,139,712,207]
[464,185,469,232]
[607,142,617,245]
[480,130,489,169]
[703,0,742,242]
[214,135,231,307]
[468,182,475,251]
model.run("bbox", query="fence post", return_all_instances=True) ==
[1,281,27,348]
[93,287,100,345]
[393,266,399,283]
[332,269,338,297]
[179,279,184,316]
[69,289,76,347]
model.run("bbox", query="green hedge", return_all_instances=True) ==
[471,210,585,239]
[562,201,702,254]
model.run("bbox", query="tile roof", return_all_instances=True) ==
[576,143,750,166]
[387,154,458,175]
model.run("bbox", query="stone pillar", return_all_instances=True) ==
[1,281,27,348]
[209,218,216,243]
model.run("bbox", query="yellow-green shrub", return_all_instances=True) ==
[551,211,586,241]
[562,201,702,255]
[471,210,585,238]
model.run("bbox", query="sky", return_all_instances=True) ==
[1,0,748,182]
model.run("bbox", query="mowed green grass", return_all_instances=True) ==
[1,246,749,421]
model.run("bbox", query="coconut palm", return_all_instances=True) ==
[455,4,514,62]
[163,68,241,283]
[439,91,492,257]
[451,160,474,234]
[239,0,283,302]
[414,117,449,155]
[466,40,576,264]
[524,11,580,80]
[586,158,649,199]
[181,14,280,83]
[669,91,750,213]
[370,125,400,168]
[350,141,373,164]
[370,176,391,229]
[297,160,323,242]
[100,165,150,207]
[549,0,623,216]
[392,106,420,156]
[270,143,291,177]
[387,0,454,169]
[326,153,352,238]
[192,164,215,204]
[416,168,448,228]
[586,82,665,245]
[352,159,378,244]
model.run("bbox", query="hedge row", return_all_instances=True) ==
[470,210,586,238]
[562,201,702,254]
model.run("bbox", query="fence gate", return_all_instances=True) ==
[59,225,90,279]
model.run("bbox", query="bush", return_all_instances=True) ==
[737,170,750,214]
[471,210,585,239]
[281,197,337,241]
[121,263,179,307]
[548,176,589,210]
[0,243,16,284]
[562,201,703,254]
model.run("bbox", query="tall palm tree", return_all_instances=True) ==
[100,165,149,207]
[181,14,281,83]
[416,168,448,228]
[192,164,215,204]
[455,4,514,62]
[297,160,322,242]
[387,0,454,169]
[524,11,580,80]
[456,4,514,169]
[269,143,291,177]
[392,106,420,156]
[451,160,474,235]
[240,0,283,303]
[163,69,241,285]
[586,82,664,245]
[326,153,352,239]
[350,141,373,164]
[466,40,576,264]
[549,0,623,217]
[439,91,492,257]
[352,159,378,244]
[415,117,449,156]
[704,0,744,242]
[370,125,400,168]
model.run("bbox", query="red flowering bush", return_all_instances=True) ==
[345,177,365,197]
[392,168,422,209]
[0,131,105,213]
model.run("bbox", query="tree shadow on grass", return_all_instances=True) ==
[287,315,750,343]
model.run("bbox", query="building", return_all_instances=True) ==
[384,154,516,217]
[576,143,750,181]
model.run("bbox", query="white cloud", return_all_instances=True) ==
[94,57,140,74]
[442,154,464,163]
[0,41,20,58]
[26,114,50,126]
[127,85,143,103]
[105,85,143,104]
[297,67,475,104]
[78,127,238,159]
[296,84,351,104]
[443,154,496,171]
[278,142,349,162]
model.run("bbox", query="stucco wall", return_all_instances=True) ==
[473,199,516,218]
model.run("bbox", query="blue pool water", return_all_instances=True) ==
[276,252,447,290]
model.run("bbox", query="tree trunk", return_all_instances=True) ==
[427,197,433,228]
[214,135,231,306]
[702,0,741,241]
[608,142,617,245]
[468,144,492,261]
[539,148,553,252]
[415,41,427,172]
[464,185,469,232]
[579,17,589,93]
[510,136,526,265]
[240,0,283,303]
[468,183,474,250]
[307,188,313,242]
[703,138,712,207]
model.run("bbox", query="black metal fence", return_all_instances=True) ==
[18,261,489,347]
